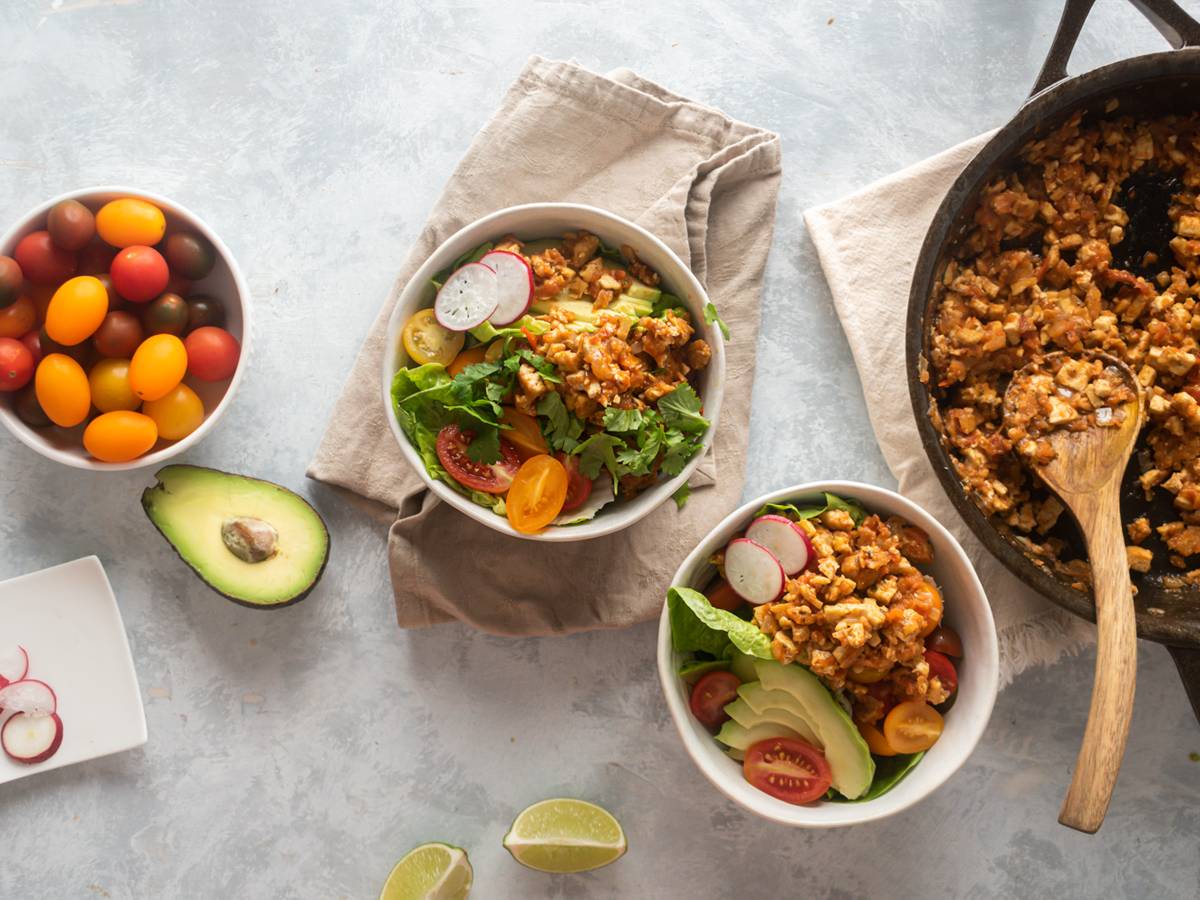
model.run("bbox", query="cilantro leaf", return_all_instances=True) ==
[574,433,625,490]
[537,392,585,451]
[658,384,708,434]
[673,483,691,509]
[602,407,647,433]
[704,302,731,340]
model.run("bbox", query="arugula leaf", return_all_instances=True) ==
[658,384,708,434]
[758,492,868,526]
[826,752,925,803]
[672,483,691,510]
[537,392,585,452]
[704,301,731,341]
[667,587,772,659]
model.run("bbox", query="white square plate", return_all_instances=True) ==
[0,556,147,785]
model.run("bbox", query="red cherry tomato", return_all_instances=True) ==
[434,424,520,494]
[19,330,41,365]
[688,670,741,731]
[0,337,34,391]
[110,245,169,302]
[743,737,832,805]
[183,326,241,381]
[14,231,77,284]
[924,649,958,696]
[706,578,744,612]
[558,452,593,512]
[925,625,963,658]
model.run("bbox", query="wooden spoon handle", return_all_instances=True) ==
[1059,485,1138,834]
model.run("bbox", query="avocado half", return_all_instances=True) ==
[142,465,330,609]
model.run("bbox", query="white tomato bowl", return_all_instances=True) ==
[0,186,251,471]
[380,203,725,541]
[657,481,999,827]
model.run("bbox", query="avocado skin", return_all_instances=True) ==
[141,464,331,610]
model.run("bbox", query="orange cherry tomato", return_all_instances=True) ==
[883,700,944,754]
[447,344,489,377]
[499,406,549,458]
[505,454,568,534]
[858,721,897,757]
[95,198,166,248]
[129,334,187,402]
[0,295,36,339]
[142,383,204,440]
[45,276,109,346]
[34,353,90,426]
[917,580,943,636]
[83,410,158,462]
[88,358,140,413]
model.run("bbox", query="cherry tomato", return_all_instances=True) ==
[40,326,93,367]
[0,296,36,339]
[924,650,958,696]
[899,574,944,637]
[743,737,832,805]
[83,410,158,462]
[163,232,215,280]
[447,345,488,378]
[45,276,109,346]
[142,383,204,441]
[14,231,76,284]
[0,337,34,392]
[435,424,520,494]
[185,295,224,332]
[883,701,944,754]
[111,246,169,303]
[858,721,898,757]
[559,452,593,512]
[88,358,140,413]
[705,578,744,612]
[77,240,117,275]
[499,406,549,458]
[129,334,187,402]
[19,330,41,365]
[93,311,144,358]
[47,199,96,251]
[402,308,465,367]
[95,198,165,248]
[506,454,569,533]
[141,292,189,336]
[847,665,889,684]
[35,353,90,426]
[183,326,240,381]
[926,624,963,658]
[688,670,741,730]
[13,385,50,427]
[0,256,22,308]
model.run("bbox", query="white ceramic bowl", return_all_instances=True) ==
[0,186,250,471]
[381,203,725,541]
[658,481,999,827]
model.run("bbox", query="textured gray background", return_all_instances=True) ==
[1,1,1198,898]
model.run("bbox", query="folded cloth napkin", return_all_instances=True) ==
[804,133,1095,685]
[308,56,781,634]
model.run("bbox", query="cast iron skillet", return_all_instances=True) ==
[907,0,1200,721]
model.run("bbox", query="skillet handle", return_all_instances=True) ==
[1031,0,1200,97]
[1167,646,1200,726]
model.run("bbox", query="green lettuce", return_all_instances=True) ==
[667,587,772,660]
[826,752,925,803]
[757,492,867,526]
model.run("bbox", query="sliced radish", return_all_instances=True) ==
[0,645,29,687]
[2,712,63,764]
[724,538,785,605]
[0,679,57,717]
[434,262,499,331]
[480,250,534,325]
[745,515,814,575]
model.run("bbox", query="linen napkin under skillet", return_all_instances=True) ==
[308,57,781,634]
[804,134,1095,683]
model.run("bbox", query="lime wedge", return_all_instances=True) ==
[502,798,627,874]
[379,842,473,900]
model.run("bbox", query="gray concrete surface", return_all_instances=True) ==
[1,1,1198,897]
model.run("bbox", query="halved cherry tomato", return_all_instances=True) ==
[689,670,741,731]
[435,423,520,494]
[900,575,943,637]
[743,737,832,805]
[847,665,889,684]
[858,720,897,757]
[926,624,963,658]
[500,406,549,458]
[705,578,743,612]
[506,454,568,533]
[883,700,944,754]
[402,308,465,367]
[924,650,958,696]
[558,452,593,512]
[447,344,488,378]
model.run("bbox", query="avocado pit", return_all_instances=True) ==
[221,516,279,563]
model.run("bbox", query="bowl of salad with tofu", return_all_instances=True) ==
[658,481,999,827]
[381,203,725,540]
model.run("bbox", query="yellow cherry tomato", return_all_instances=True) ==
[129,334,187,402]
[505,454,568,534]
[95,198,166,248]
[402,308,464,366]
[88,358,140,413]
[34,354,90,427]
[83,410,158,462]
[45,276,109,346]
[142,383,204,440]
[883,701,945,754]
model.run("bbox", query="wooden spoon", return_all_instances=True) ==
[1002,350,1144,834]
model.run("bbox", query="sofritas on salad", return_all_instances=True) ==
[392,230,723,534]
[669,493,965,805]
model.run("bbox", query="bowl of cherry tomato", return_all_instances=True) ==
[0,187,249,469]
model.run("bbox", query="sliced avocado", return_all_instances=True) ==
[728,650,759,684]
[142,465,330,610]
[528,295,648,326]
[623,281,661,304]
[724,686,820,745]
[754,659,875,799]
[715,719,803,753]
[610,295,653,317]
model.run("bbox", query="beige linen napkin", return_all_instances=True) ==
[308,57,781,634]
[804,133,1095,685]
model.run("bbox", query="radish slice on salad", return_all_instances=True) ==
[434,262,499,331]
[745,515,814,575]
[0,645,29,687]
[479,250,534,326]
[2,712,63,764]
[0,679,58,717]
[724,538,785,605]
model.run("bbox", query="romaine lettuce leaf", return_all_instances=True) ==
[667,587,772,660]
[757,492,868,526]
